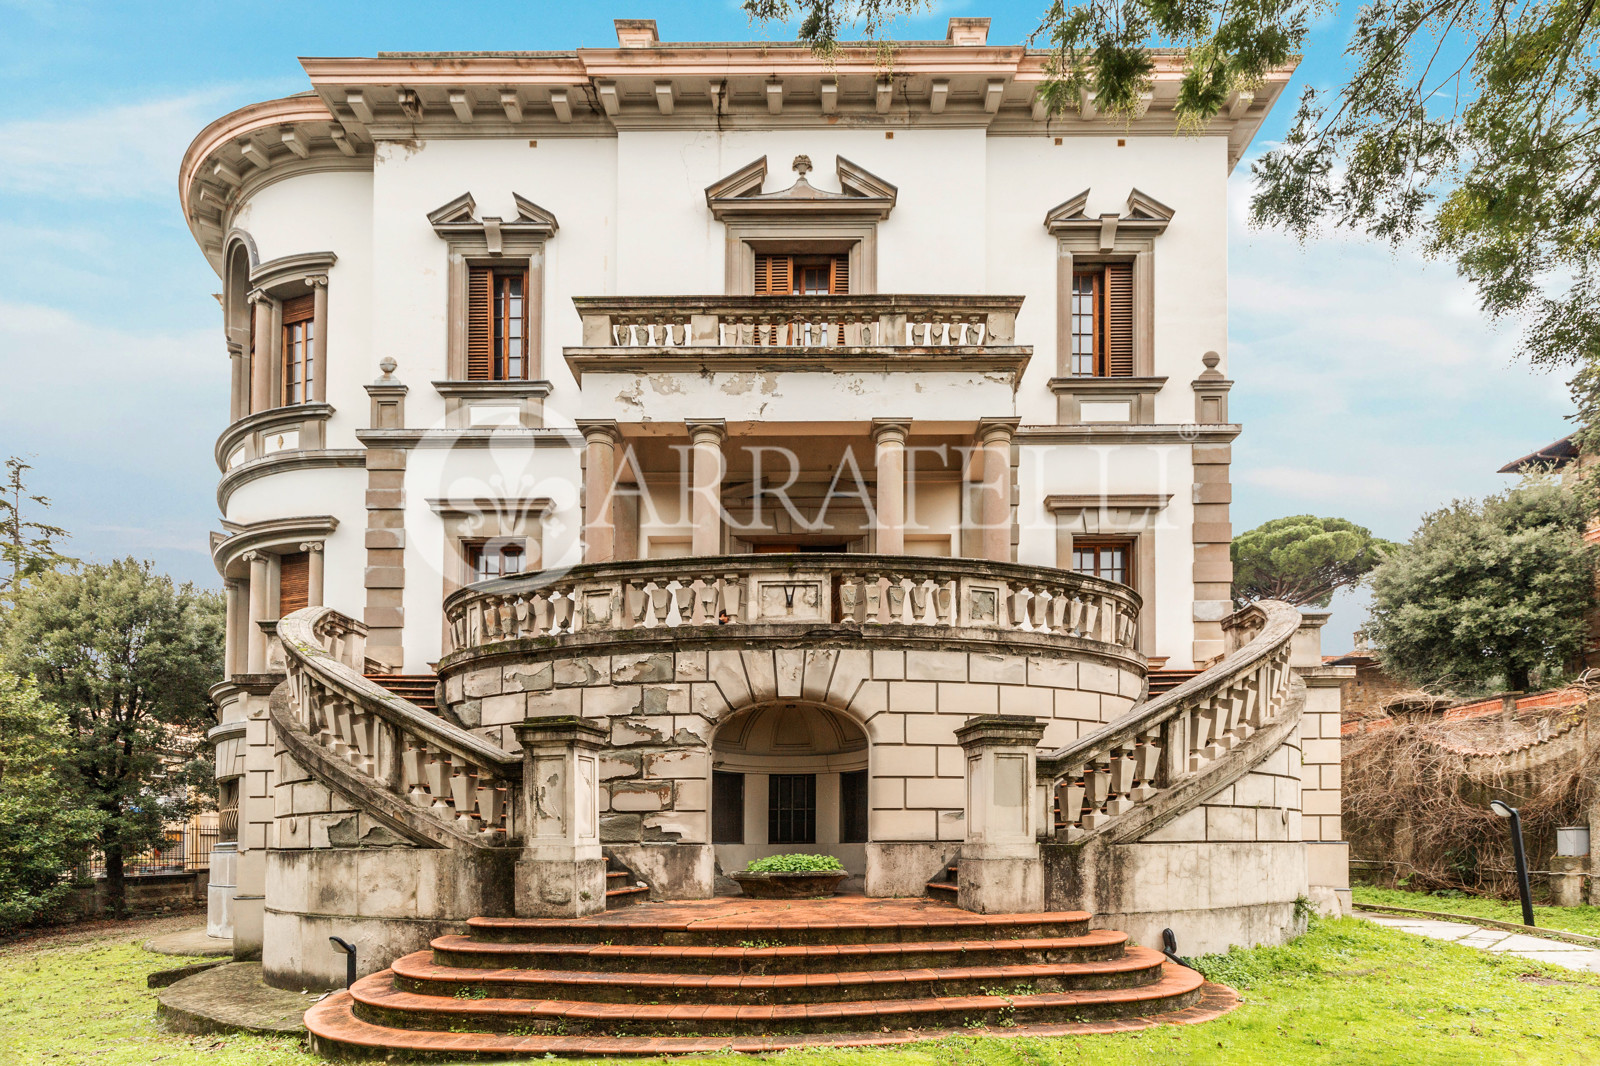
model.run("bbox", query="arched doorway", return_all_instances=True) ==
[710,702,869,892]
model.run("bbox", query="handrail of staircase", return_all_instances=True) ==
[275,605,521,847]
[1037,599,1304,846]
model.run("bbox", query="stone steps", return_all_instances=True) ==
[346,961,1205,1035]
[307,982,1242,1058]
[603,857,647,909]
[362,673,439,713]
[428,929,1130,974]
[389,946,1168,1004]
[925,862,959,900]
[303,898,1235,1058]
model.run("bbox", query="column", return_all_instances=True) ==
[512,717,610,917]
[687,420,726,557]
[976,418,1018,563]
[301,541,325,607]
[248,291,273,415]
[1293,611,1352,916]
[244,552,269,674]
[872,419,910,555]
[223,581,242,677]
[955,714,1047,913]
[228,346,247,423]
[577,420,621,564]
[307,274,330,403]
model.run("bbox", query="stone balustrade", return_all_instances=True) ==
[442,554,1139,657]
[277,606,521,845]
[1038,599,1303,844]
[573,295,1022,350]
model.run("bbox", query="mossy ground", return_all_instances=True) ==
[1353,885,1600,939]
[2,913,1598,1064]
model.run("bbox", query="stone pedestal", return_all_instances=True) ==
[1551,854,1587,908]
[206,842,237,939]
[512,717,608,918]
[956,715,1047,913]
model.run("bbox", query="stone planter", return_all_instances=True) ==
[731,871,848,899]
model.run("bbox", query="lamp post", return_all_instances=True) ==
[1490,800,1536,927]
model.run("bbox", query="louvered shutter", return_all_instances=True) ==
[278,552,310,614]
[830,253,850,294]
[466,266,492,379]
[282,294,314,323]
[754,254,792,295]
[1105,262,1134,377]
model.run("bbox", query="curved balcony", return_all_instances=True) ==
[441,554,1139,662]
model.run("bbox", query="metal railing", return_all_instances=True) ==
[79,826,222,877]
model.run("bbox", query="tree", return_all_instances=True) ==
[1364,477,1598,692]
[1232,514,1395,607]
[0,457,74,606]
[2,560,223,918]
[0,673,102,934]
[751,2,1600,446]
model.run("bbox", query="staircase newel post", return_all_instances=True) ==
[511,716,610,918]
[954,715,1048,914]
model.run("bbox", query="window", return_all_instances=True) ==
[768,773,816,844]
[755,253,849,295]
[467,266,530,380]
[465,540,526,583]
[713,771,745,844]
[278,551,310,614]
[839,769,868,844]
[282,294,315,404]
[1069,263,1133,377]
[1073,538,1132,587]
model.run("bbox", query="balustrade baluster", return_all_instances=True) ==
[1131,731,1161,800]
[1081,760,1113,828]
[1060,777,1086,832]
[449,757,479,830]
[722,574,744,623]
[423,747,452,812]
[401,745,430,806]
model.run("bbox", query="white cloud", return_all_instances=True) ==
[1237,466,1396,504]
[0,87,258,201]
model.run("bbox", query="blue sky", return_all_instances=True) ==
[0,1,1571,650]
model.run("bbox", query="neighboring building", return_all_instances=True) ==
[183,17,1347,1000]
[1324,635,1409,720]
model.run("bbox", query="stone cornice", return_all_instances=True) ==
[212,514,339,577]
[250,250,339,294]
[1016,424,1241,446]
[1044,494,1175,513]
[216,449,366,511]
[355,428,583,450]
[1047,376,1168,394]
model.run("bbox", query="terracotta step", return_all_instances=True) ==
[364,673,439,712]
[1147,669,1203,696]
[308,981,1242,1057]
[346,961,1206,1036]
[606,885,649,908]
[429,930,1130,975]
[466,907,1091,946]
[391,947,1168,1004]
[925,880,957,897]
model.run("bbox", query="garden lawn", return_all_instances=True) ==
[2,914,1599,1065]
[1354,885,1600,939]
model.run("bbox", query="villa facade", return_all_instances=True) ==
[183,18,1349,993]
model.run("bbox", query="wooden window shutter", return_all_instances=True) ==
[830,253,850,294]
[466,266,492,380]
[754,253,792,296]
[1105,262,1135,377]
[278,552,310,615]
[282,294,315,323]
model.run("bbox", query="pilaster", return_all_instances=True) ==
[956,714,1047,913]
[512,716,609,917]
[363,358,409,669]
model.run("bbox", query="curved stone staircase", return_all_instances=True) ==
[305,899,1236,1057]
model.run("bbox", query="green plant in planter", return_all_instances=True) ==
[744,853,843,874]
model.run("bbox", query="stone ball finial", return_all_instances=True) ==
[379,357,398,376]
[1202,351,1220,369]
[792,154,813,176]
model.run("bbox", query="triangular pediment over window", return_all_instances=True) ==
[705,155,897,221]
[1044,188,1174,237]
[428,192,559,243]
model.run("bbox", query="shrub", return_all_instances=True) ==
[744,853,843,874]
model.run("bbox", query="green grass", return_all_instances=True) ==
[2,915,1599,1064]
[1354,886,1600,939]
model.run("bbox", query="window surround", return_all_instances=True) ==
[429,191,558,383]
[247,251,336,412]
[1047,376,1169,425]
[1044,190,1173,415]
[428,495,554,615]
[1044,493,1171,654]
[706,155,896,295]
[431,380,554,430]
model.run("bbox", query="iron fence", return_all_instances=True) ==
[79,825,222,878]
